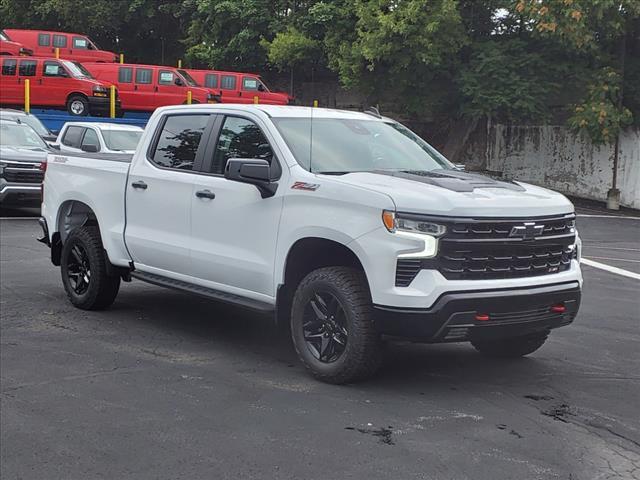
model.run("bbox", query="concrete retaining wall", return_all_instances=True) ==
[462,124,640,209]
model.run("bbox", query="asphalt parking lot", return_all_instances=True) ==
[1,206,639,480]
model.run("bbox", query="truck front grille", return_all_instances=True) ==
[395,213,577,285]
[1,163,44,184]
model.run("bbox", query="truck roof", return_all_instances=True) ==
[61,122,143,131]
[156,104,388,121]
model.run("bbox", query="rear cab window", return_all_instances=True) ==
[61,126,84,147]
[38,33,50,46]
[18,60,37,77]
[2,59,17,76]
[135,68,152,84]
[53,35,67,48]
[118,67,133,83]
[149,115,210,171]
[220,75,237,90]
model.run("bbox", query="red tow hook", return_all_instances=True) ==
[551,304,566,313]
[475,313,490,321]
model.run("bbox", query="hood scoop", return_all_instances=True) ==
[372,169,525,193]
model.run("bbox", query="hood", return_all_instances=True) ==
[0,145,48,163]
[329,170,574,217]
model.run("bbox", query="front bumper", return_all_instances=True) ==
[88,96,122,116]
[0,182,41,205]
[373,281,581,342]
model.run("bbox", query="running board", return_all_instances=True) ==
[130,271,275,313]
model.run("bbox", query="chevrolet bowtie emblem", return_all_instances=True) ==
[509,222,544,240]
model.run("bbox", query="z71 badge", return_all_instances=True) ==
[291,181,320,191]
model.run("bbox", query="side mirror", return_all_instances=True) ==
[225,158,277,198]
[174,77,184,86]
[81,144,99,153]
[48,143,60,150]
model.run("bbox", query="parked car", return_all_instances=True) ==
[39,104,582,384]
[0,29,33,56]
[2,29,117,63]
[0,108,57,142]
[84,63,219,112]
[185,69,290,105]
[0,56,120,116]
[55,122,143,154]
[0,119,48,206]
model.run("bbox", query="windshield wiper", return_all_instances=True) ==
[314,171,351,175]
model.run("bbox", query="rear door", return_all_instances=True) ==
[115,66,136,110]
[16,59,39,105]
[125,113,215,276]
[52,34,68,57]
[59,125,85,153]
[220,74,245,103]
[35,32,52,56]
[0,58,20,104]
[133,67,155,109]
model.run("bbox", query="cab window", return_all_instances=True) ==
[211,116,276,175]
[242,77,260,91]
[220,75,236,90]
[135,68,152,84]
[43,61,67,77]
[118,67,133,83]
[72,37,88,49]
[18,60,37,77]
[81,128,100,150]
[150,114,210,171]
[204,74,219,89]
[38,33,50,46]
[62,126,84,148]
[53,35,67,48]
[2,59,17,76]
[158,70,174,85]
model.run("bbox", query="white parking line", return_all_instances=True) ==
[585,256,640,263]
[0,217,39,220]
[581,258,640,281]
[577,214,640,220]
[586,245,640,252]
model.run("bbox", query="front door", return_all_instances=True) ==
[40,60,70,107]
[190,114,285,299]
[125,113,215,276]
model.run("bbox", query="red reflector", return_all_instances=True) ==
[551,304,566,313]
[475,313,490,321]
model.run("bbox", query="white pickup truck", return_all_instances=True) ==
[39,104,583,383]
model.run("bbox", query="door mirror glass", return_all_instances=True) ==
[81,144,99,153]
[225,159,276,198]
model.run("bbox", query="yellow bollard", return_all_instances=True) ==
[186,90,192,105]
[313,99,318,108]
[55,47,59,59]
[119,53,124,64]
[110,85,116,118]
[178,59,182,68]
[253,95,259,104]
[24,79,30,113]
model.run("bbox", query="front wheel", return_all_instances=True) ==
[471,331,549,358]
[290,267,382,384]
[66,95,89,116]
[60,226,120,310]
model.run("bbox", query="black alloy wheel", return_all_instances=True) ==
[66,243,92,295]
[303,291,349,363]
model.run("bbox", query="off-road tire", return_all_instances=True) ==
[290,267,382,384]
[471,331,549,358]
[60,226,120,310]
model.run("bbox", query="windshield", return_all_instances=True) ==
[17,115,49,136]
[61,60,94,79]
[0,122,48,148]
[102,129,142,151]
[177,69,199,87]
[273,117,454,174]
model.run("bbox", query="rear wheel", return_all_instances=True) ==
[60,226,120,310]
[67,95,89,116]
[471,331,549,358]
[290,267,382,384]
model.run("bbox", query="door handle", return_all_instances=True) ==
[195,189,215,199]
[131,180,147,190]
[134,85,138,91]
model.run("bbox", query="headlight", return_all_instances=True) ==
[382,210,446,236]
[92,86,108,97]
[382,210,446,258]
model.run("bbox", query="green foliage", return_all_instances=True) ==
[261,27,321,71]
[569,68,633,145]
